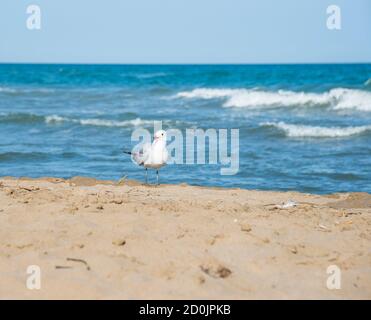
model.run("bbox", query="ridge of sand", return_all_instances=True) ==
[0,177,370,299]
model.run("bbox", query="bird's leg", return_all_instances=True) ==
[156,170,159,185]
[145,168,148,185]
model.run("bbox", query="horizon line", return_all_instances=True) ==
[1,61,371,66]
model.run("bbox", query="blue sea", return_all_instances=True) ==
[0,64,370,194]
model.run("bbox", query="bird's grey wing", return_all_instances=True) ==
[133,142,151,165]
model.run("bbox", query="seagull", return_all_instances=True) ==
[123,130,168,185]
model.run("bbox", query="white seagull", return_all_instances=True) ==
[124,130,168,185]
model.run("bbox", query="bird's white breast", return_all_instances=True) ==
[144,140,167,169]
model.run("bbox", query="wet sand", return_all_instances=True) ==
[0,177,370,299]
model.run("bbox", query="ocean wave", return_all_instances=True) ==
[0,112,45,123]
[135,72,170,79]
[0,86,55,94]
[45,115,153,127]
[0,87,17,93]
[261,121,371,138]
[176,88,371,111]
[0,151,82,162]
[0,112,154,127]
[0,151,49,161]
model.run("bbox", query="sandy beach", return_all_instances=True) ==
[0,176,370,299]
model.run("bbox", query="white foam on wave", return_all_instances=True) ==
[0,86,55,94]
[77,118,153,127]
[135,72,170,79]
[331,88,371,111]
[45,115,153,127]
[261,121,371,138]
[0,87,17,93]
[45,115,66,123]
[176,88,371,111]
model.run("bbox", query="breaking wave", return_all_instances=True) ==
[0,86,55,94]
[45,115,153,127]
[261,121,371,138]
[135,72,170,79]
[0,113,154,127]
[176,88,371,111]
[0,86,17,93]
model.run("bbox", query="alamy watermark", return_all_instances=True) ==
[131,121,239,175]
[326,265,341,290]
[26,265,41,290]
[26,4,41,30]
[25,4,341,32]
[326,5,341,30]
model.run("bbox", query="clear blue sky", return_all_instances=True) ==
[1,0,370,63]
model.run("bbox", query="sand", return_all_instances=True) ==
[0,176,370,300]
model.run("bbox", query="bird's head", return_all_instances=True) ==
[154,130,167,142]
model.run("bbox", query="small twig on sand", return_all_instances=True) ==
[19,187,40,192]
[117,176,127,186]
[66,257,91,271]
[318,224,331,232]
